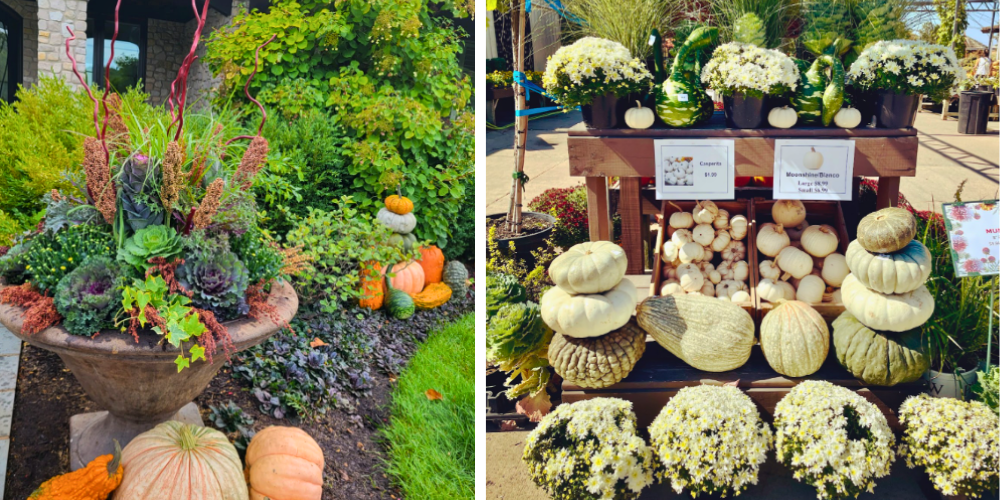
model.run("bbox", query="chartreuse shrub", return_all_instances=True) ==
[205,0,474,250]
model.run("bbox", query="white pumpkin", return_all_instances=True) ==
[731,290,751,303]
[800,224,839,258]
[772,200,807,227]
[768,106,798,129]
[716,280,747,299]
[540,279,638,338]
[758,278,787,303]
[732,260,749,282]
[756,223,791,257]
[713,210,730,230]
[722,240,746,261]
[692,224,715,246]
[759,260,781,281]
[661,280,684,296]
[840,274,935,332]
[625,101,655,129]
[692,200,719,225]
[661,263,678,281]
[844,240,932,295]
[678,242,704,263]
[548,241,628,294]
[802,148,824,171]
[677,263,705,292]
[377,208,416,233]
[671,229,694,246]
[796,275,826,304]
[661,241,679,263]
[775,246,813,280]
[834,106,862,129]
[729,215,749,240]
[821,252,850,287]
[710,230,731,252]
[708,270,722,284]
[669,211,694,229]
[700,282,716,297]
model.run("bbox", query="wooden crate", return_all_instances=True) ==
[650,200,756,320]
[752,199,850,324]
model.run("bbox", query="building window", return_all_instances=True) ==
[86,19,146,92]
[0,4,22,103]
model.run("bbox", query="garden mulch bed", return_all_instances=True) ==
[4,343,404,500]
[487,214,552,239]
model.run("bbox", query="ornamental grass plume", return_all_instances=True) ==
[235,136,269,190]
[161,141,184,212]
[192,178,224,230]
[83,137,116,224]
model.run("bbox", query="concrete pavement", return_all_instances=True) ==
[484,110,999,213]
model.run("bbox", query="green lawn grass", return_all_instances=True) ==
[381,313,474,499]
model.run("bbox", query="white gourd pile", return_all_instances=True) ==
[755,200,846,305]
[660,201,751,303]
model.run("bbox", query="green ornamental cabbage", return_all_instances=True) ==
[486,273,527,323]
[53,256,124,336]
[118,225,183,271]
[487,302,553,401]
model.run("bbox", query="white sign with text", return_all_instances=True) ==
[773,139,856,201]
[654,139,735,201]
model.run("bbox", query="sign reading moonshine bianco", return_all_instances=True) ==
[942,200,1000,277]
[654,139,735,201]
[773,139,856,201]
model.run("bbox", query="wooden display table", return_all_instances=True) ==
[562,340,925,431]
[568,113,920,274]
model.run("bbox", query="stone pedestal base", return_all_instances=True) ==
[69,403,204,470]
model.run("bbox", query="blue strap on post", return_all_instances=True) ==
[511,71,581,116]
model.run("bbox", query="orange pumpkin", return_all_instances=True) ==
[384,195,414,215]
[417,245,445,284]
[245,427,324,500]
[358,261,384,310]
[388,261,425,295]
[29,441,122,500]
[116,421,247,500]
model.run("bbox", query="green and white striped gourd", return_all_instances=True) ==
[792,54,845,126]
[655,27,717,128]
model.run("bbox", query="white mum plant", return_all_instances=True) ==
[847,39,963,101]
[522,398,657,500]
[649,385,773,498]
[700,42,799,99]
[898,394,999,498]
[542,37,653,109]
[774,380,895,499]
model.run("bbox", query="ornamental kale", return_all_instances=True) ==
[485,273,526,323]
[176,244,250,320]
[53,256,124,336]
[117,225,183,272]
[22,224,115,293]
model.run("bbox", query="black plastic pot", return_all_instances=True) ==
[581,92,619,129]
[874,91,919,128]
[486,212,556,270]
[723,93,769,129]
[958,91,993,135]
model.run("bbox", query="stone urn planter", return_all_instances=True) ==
[0,280,298,470]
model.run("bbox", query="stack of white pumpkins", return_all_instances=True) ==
[659,200,752,303]
[840,207,935,332]
[755,200,849,305]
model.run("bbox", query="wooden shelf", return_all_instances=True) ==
[568,113,919,138]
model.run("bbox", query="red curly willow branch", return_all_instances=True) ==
[166,0,211,140]
[65,27,108,163]
[225,34,277,146]
[99,0,123,147]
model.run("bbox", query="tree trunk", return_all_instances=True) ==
[506,0,528,235]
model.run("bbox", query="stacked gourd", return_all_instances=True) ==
[379,195,418,251]
[541,242,645,389]
[755,200,848,305]
[832,208,934,386]
[660,200,752,303]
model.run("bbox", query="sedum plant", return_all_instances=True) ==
[53,256,124,336]
[898,395,998,497]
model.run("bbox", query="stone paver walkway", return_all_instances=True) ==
[0,327,21,499]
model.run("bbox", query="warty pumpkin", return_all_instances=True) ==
[548,319,646,388]
[540,278,637,338]
[636,294,755,372]
[442,261,468,294]
[30,441,122,500]
[411,282,452,309]
[388,261,425,295]
[840,273,935,332]
[384,194,414,215]
[547,241,628,294]
[845,240,931,294]
[245,426,324,500]
[856,207,917,254]
[358,262,384,310]
[115,421,247,500]
[416,245,445,283]
[832,311,929,386]
[759,301,829,377]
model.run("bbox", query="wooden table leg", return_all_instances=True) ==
[619,178,644,274]
[875,177,900,209]
[585,177,611,242]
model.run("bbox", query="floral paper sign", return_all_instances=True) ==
[941,200,1000,277]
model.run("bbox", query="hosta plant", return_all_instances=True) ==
[523,398,657,500]
[898,395,999,498]
[774,381,895,499]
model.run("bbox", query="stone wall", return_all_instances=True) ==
[35,0,87,85]
[145,18,187,105]
[2,0,38,88]
[183,0,246,109]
